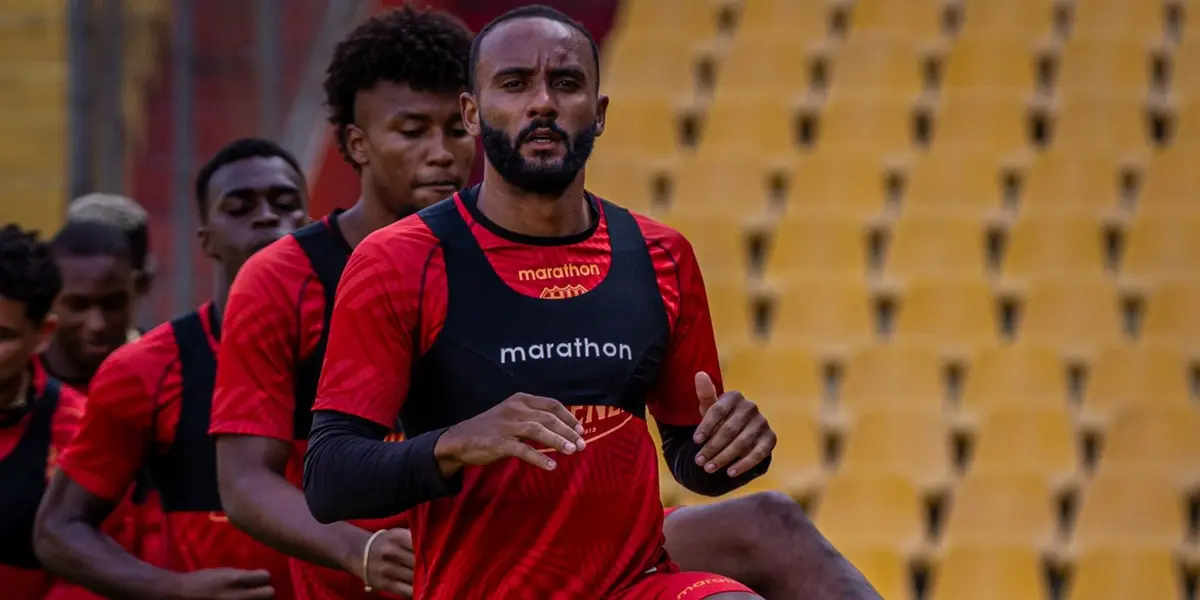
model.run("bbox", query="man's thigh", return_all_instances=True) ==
[662,501,761,575]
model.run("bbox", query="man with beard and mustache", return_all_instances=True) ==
[34,138,308,600]
[304,6,885,600]
[210,7,474,600]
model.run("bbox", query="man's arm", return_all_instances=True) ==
[212,250,371,570]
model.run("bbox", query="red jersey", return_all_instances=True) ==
[213,213,406,600]
[57,303,293,598]
[0,359,85,600]
[313,191,723,598]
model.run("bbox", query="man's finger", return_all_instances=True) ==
[706,418,767,471]
[500,439,557,470]
[380,564,415,586]
[514,421,579,455]
[230,585,275,600]
[534,410,587,450]
[695,372,719,417]
[695,398,755,470]
[230,570,273,588]
[544,400,587,439]
[692,391,737,444]
[726,433,777,478]
[391,527,413,551]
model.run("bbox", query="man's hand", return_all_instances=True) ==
[433,393,587,476]
[360,528,415,598]
[692,372,776,477]
[171,568,275,600]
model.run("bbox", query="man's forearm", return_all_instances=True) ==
[223,467,369,571]
[304,410,461,523]
[658,422,771,496]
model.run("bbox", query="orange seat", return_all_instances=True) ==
[785,148,893,215]
[1073,469,1187,546]
[894,278,999,351]
[970,407,1078,478]
[1120,211,1200,279]
[1066,546,1183,600]
[1141,280,1200,350]
[839,409,952,483]
[840,343,946,411]
[815,470,926,547]
[1016,277,1125,350]
[962,343,1067,410]
[1001,213,1108,278]
[1100,406,1200,475]
[770,278,877,350]
[942,469,1059,546]
[929,543,1047,600]
[836,545,914,600]
[884,212,990,278]
[766,211,870,281]
[1084,343,1193,414]
[722,344,823,409]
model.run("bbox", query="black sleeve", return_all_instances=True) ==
[658,422,772,497]
[303,410,462,523]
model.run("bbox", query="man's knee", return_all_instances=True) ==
[728,491,812,541]
[704,593,763,600]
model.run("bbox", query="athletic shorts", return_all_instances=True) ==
[611,569,752,599]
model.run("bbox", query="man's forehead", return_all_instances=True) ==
[480,17,586,69]
[209,156,299,194]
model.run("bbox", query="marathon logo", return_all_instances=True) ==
[499,337,633,365]
[518,262,600,282]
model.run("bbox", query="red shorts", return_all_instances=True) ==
[611,570,753,599]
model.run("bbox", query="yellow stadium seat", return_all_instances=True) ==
[1174,34,1200,96]
[836,545,914,600]
[657,212,749,276]
[1067,0,1167,39]
[1138,146,1200,211]
[614,0,719,40]
[1073,469,1187,546]
[1120,211,1200,279]
[704,276,754,348]
[1050,96,1150,153]
[848,0,947,40]
[930,92,1035,153]
[785,148,892,215]
[827,36,926,95]
[839,409,952,482]
[1001,213,1108,278]
[816,95,915,153]
[929,543,1047,600]
[770,278,876,349]
[970,407,1078,477]
[1066,546,1183,600]
[714,37,812,97]
[841,343,946,411]
[942,470,1059,546]
[1142,280,1200,349]
[940,37,1040,91]
[722,344,823,409]
[665,155,776,217]
[903,148,1007,211]
[1056,37,1153,95]
[894,278,1000,351]
[957,0,1056,40]
[815,470,926,547]
[602,35,703,98]
[1085,343,1192,414]
[587,153,657,211]
[735,0,833,42]
[1100,406,1200,475]
[765,211,870,281]
[961,343,1067,410]
[598,96,685,158]
[697,96,799,159]
[1020,151,1124,212]
[1017,277,1125,350]
[884,212,989,279]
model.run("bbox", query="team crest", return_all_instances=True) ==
[539,284,588,300]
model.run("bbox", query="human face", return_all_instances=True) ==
[0,296,53,393]
[199,156,310,275]
[53,254,135,372]
[462,17,608,196]
[346,82,475,215]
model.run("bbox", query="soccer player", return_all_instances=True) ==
[0,224,87,600]
[302,5,778,598]
[65,193,156,321]
[33,138,308,600]
[211,8,474,599]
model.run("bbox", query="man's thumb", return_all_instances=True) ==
[695,371,718,415]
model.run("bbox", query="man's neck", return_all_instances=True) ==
[338,183,410,249]
[0,370,30,411]
[212,266,234,323]
[477,167,591,238]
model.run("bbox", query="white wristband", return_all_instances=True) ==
[362,529,389,593]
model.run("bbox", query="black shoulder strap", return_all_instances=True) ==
[293,220,350,325]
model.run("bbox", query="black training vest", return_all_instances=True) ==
[149,306,222,512]
[0,379,61,569]
[292,212,349,440]
[403,194,670,436]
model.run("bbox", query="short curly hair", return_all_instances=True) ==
[323,4,473,169]
[0,224,63,324]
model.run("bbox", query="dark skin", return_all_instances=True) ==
[40,253,137,387]
[34,155,310,600]
[0,297,55,410]
[214,83,474,598]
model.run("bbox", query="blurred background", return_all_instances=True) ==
[2,0,1199,598]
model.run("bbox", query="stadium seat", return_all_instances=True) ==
[587,154,657,212]
[734,0,832,43]
[665,154,780,216]
[838,409,952,483]
[769,278,876,350]
[1141,280,1200,349]
[902,148,1007,212]
[1120,211,1200,279]
[1067,0,1167,39]
[840,343,946,411]
[713,37,812,98]
[893,277,1000,351]
[939,37,1041,92]
[785,148,893,215]
[1019,151,1125,213]
[941,469,1059,546]
[704,275,754,348]
[1016,277,1125,350]
[597,96,686,159]
[847,0,947,40]
[614,0,719,41]
[1174,34,1200,96]
[1055,37,1153,95]
[836,545,914,600]
[956,0,1056,41]
[1072,469,1187,546]
[961,343,1067,410]
[1084,343,1193,414]
[928,543,1047,600]
[884,212,990,279]
[814,470,926,547]
[931,91,1035,152]
[657,212,750,276]
[969,406,1078,478]
[721,344,823,409]
[602,35,705,98]
[1049,95,1150,154]
[1099,406,1200,475]
[827,36,926,96]
[1138,147,1200,212]
[766,211,870,281]
[1000,213,1108,278]
[1066,546,1183,600]
[816,95,916,153]
[697,96,800,159]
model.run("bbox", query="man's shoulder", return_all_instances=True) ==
[357,214,440,264]
[624,208,695,258]
[240,233,314,289]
